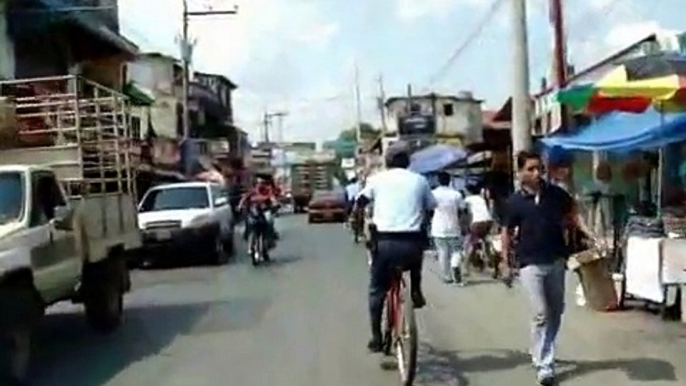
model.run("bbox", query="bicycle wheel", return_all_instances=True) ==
[396,273,418,385]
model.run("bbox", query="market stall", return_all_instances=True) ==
[549,54,686,317]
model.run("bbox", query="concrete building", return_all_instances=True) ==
[126,53,183,139]
[384,92,483,152]
[1,0,137,88]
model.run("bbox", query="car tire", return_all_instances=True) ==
[209,231,228,265]
[84,257,125,333]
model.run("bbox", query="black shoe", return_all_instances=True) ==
[367,337,383,353]
[538,373,556,386]
[453,267,462,283]
[411,291,426,309]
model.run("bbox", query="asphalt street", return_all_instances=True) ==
[24,215,686,386]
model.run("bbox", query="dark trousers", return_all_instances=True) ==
[369,233,424,339]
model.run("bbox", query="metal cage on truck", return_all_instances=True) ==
[0,75,137,198]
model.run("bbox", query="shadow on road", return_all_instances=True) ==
[416,344,529,386]
[556,357,677,383]
[29,298,269,386]
[415,343,677,385]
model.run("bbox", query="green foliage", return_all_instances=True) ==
[337,123,380,142]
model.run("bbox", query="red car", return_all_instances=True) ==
[308,189,346,223]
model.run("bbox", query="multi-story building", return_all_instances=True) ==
[126,53,183,138]
[383,91,483,153]
[1,0,137,88]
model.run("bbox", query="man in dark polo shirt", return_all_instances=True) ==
[500,150,576,386]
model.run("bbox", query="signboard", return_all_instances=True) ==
[341,158,355,169]
[399,113,435,136]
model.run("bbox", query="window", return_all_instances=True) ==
[139,187,210,212]
[131,116,141,140]
[211,185,229,207]
[410,103,421,113]
[30,173,66,226]
[0,172,25,225]
[443,103,454,116]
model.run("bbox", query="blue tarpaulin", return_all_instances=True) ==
[409,144,468,174]
[541,108,686,152]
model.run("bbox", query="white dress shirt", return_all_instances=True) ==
[359,168,437,232]
[431,186,465,238]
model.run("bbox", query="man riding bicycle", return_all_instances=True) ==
[464,183,494,265]
[354,142,437,353]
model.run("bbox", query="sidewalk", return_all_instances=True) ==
[417,256,686,386]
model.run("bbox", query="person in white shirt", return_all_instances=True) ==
[464,183,494,266]
[431,172,466,284]
[344,177,362,223]
[355,142,437,353]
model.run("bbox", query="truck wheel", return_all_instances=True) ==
[84,258,125,333]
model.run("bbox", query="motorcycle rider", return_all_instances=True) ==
[239,176,279,246]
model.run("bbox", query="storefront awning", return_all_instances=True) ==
[541,108,686,152]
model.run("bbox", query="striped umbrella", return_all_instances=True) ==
[557,54,686,113]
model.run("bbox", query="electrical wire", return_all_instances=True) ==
[428,0,508,86]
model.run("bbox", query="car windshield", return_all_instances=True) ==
[139,187,209,212]
[0,172,24,225]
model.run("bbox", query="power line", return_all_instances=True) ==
[428,0,507,86]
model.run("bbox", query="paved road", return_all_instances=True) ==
[26,216,686,386]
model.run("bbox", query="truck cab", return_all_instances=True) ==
[0,166,82,304]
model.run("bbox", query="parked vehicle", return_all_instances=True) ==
[0,76,141,384]
[308,189,346,223]
[137,182,235,266]
[291,161,336,213]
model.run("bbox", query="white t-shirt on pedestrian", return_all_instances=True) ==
[431,186,464,238]
[464,194,492,224]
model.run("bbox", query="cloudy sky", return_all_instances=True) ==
[119,0,685,143]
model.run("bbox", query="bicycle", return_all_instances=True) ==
[382,267,418,386]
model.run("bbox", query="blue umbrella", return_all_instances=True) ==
[409,144,468,174]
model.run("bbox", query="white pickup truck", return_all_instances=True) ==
[137,181,235,266]
[0,76,142,384]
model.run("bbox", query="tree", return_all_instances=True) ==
[337,123,380,143]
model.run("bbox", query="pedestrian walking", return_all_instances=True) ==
[500,150,587,386]
[430,171,465,284]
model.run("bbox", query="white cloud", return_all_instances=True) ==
[119,0,343,141]
[396,0,482,22]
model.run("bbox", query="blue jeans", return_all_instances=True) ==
[369,236,423,340]
[433,237,462,280]
[519,259,566,378]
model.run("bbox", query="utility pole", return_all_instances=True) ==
[511,0,532,155]
[270,111,288,143]
[550,0,571,136]
[263,112,271,144]
[550,0,567,88]
[377,74,388,134]
[181,1,238,139]
[354,63,363,144]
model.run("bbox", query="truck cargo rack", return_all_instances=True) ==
[0,75,137,197]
